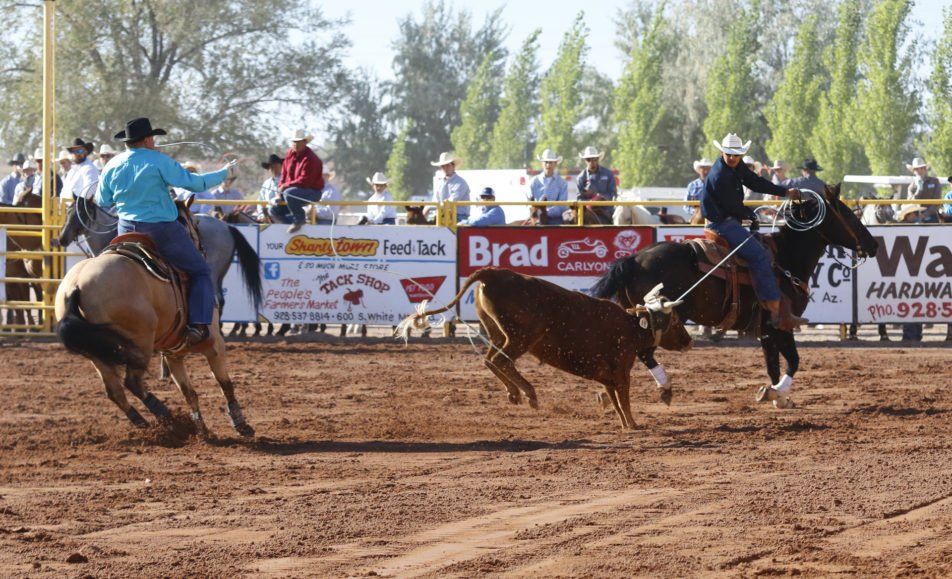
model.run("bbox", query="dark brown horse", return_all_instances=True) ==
[593,184,879,407]
[564,194,613,225]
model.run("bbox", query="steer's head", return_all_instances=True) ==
[626,283,693,351]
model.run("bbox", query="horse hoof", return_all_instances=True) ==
[528,398,539,410]
[235,423,256,438]
[659,387,673,406]
[774,397,794,409]
[507,393,521,405]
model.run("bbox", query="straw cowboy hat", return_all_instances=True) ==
[769,159,786,171]
[430,152,459,167]
[712,133,751,155]
[289,129,313,143]
[56,150,72,162]
[32,148,42,161]
[906,157,929,172]
[537,149,563,163]
[260,153,282,168]
[578,146,605,161]
[99,144,117,156]
[366,172,389,185]
[182,161,201,173]
[693,158,713,172]
[114,117,167,142]
[66,138,95,154]
[897,204,926,222]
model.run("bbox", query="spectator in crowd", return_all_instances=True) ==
[257,153,282,222]
[97,116,235,347]
[528,148,568,224]
[459,187,505,226]
[431,152,470,222]
[61,138,101,202]
[212,175,243,216]
[896,204,928,341]
[904,157,942,223]
[782,158,827,193]
[29,148,63,197]
[176,162,216,214]
[767,159,788,185]
[96,144,117,169]
[576,145,617,202]
[362,172,397,225]
[313,170,341,225]
[271,129,324,233]
[943,175,952,221]
[1,153,25,205]
[742,156,765,202]
[685,158,712,217]
[56,149,72,177]
[12,160,36,205]
[703,133,803,331]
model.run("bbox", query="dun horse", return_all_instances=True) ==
[593,184,879,407]
[55,198,259,437]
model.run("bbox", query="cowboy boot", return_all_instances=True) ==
[765,298,808,332]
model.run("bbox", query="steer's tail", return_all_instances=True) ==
[394,268,492,341]
[57,289,148,370]
[592,256,643,303]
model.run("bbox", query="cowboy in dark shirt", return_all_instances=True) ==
[701,133,804,331]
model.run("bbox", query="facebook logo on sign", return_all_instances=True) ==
[264,262,280,280]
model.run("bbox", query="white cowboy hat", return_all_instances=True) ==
[897,204,926,222]
[20,159,35,171]
[56,149,71,162]
[906,157,929,172]
[769,159,786,170]
[693,158,713,171]
[99,144,117,156]
[742,155,756,166]
[712,133,751,155]
[537,148,563,163]
[366,171,389,185]
[32,148,43,161]
[289,129,313,143]
[182,161,200,173]
[578,146,605,161]
[429,152,459,167]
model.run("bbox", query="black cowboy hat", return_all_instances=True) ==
[7,152,25,166]
[114,117,167,143]
[260,153,283,169]
[800,158,823,171]
[66,138,95,154]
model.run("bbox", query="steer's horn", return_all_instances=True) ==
[660,299,683,312]
[642,283,665,305]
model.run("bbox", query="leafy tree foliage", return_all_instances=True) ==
[386,119,414,200]
[920,7,952,178]
[488,29,540,169]
[450,53,501,170]
[533,13,587,165]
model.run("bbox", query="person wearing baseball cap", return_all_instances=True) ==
[0,153,26,205]
[459,187,505,226]
[703,133,804,331]
[256,154,283,222]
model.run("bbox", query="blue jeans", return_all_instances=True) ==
[708,218,780,302]
[118,219,214,325]
[269,186,321,224]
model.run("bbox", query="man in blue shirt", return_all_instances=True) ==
[459,187,505,226]
[1,153,25,205]
[528,149,568,224]
[702,133,803,331]
[96,117,234,347]
[576,146,617,201]
[685,158,712,217]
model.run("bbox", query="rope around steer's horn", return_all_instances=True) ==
[637,283,684,347]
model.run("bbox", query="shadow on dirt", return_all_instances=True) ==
[231,438,612,455]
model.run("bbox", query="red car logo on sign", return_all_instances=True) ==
[557,238,608,259]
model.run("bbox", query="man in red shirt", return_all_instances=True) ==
[270,129,325,233]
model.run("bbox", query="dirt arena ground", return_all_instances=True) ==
[2,330,952,578]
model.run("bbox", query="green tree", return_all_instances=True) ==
[0,0,349,156]
[488,29,540,169]
[575,68,617,171]
[326,70,395,195]
[389,0,506,195]
[765,15,823,165]
[533,13,587,164]
[450,53,500,170]
[386,119,414,200]
[920,7,952,178]
[855,0,919,175]
[614,4,670,187]
[702,4,761,159]
[812,0,868,184]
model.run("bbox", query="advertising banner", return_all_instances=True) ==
[456,226,655,320]
[857,225,952,323]
[256,225,457,326]
[657,225,856,323]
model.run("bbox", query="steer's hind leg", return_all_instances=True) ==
[478,310,528,406]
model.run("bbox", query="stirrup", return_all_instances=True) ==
[185,325,213,350]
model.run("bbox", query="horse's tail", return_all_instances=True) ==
[394,268,490,341]
[592,256,643,301]
[56,289,148,370]
[229,226,264,311]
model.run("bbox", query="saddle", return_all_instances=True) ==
[686,230,809,332]
[103,233,191,352]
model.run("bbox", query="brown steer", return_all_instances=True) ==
[396,267,692,430]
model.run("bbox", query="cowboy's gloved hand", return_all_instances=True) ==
[787,188,801,200]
